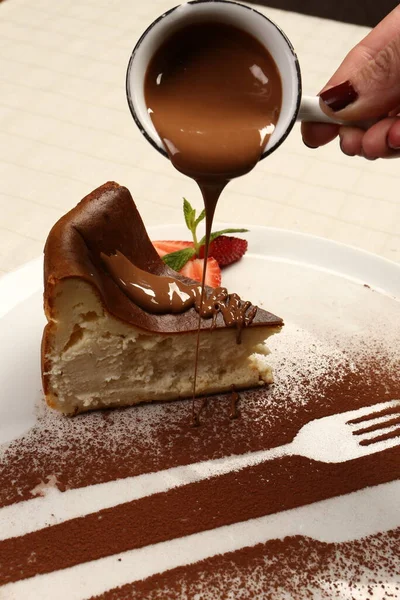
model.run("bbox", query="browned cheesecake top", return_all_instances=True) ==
[44,182,283,334]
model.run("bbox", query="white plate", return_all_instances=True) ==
[0,226,399,600]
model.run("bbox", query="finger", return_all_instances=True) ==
[317,6,400,121]
[320,5,400,93]
[338,127,364,156]
[301,122,339,148]
[319,33,400,121]
[361,117,399,159]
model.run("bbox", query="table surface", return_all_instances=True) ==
[0,0,399,279]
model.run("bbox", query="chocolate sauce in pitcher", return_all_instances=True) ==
[145,21,282,423]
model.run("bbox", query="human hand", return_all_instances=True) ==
[301,5,400,160]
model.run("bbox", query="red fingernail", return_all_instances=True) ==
[320,81,358,112]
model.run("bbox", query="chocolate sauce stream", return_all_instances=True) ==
[145,22,282,422]
[229,386,240,420]
[192,183,224,426]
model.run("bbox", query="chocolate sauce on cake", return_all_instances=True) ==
[145,22,282,419]
[101,250,257,329]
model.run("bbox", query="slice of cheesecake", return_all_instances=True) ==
[42,182,283,415]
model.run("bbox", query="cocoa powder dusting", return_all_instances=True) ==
[353,414,400,436]
[1,442,399,585]
[93,529,400,600]
[0,331,399,594]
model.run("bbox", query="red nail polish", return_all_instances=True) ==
[320,81,358,112]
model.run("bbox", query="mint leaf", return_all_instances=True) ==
[194,208,206,228]
[162,247,196,271]
[183,198,196,232]
[198,228,249,247]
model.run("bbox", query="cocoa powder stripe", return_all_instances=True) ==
[92,528,400,600]
[360,428,400,446]
[353,415,400,436]
[0,447,399,586]
[347,405,400,425]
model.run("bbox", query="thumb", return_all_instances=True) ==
[319,33,400,122]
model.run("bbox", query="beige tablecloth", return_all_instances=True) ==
[0,0,399,278]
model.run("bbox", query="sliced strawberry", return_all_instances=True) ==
[199,236,248,267]
[152,240,194,258]
[180,257,221,288]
